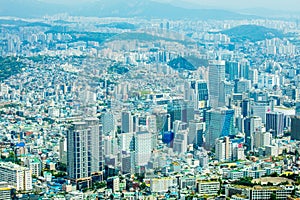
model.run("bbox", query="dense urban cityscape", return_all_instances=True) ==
[1,0,300,199]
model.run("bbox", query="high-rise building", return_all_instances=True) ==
[135,131,152,166]
[188,120,205,146]
[235,78,251,93]
[291,116,300,140]
[241,99,251,118]
[215,137,232,162]
[67,118,104,184]
[0,162,32,191]
[196,80,209,109]
[173,130,188,154]
[243,116,263,150]
[205,107,235,150]
[220,80,234,107]
[120,132,135,153]
[253,131,272,149]
[208,60,225,108]
[239,59,250,79]
[225,61,240,81]
[121,111,133,133]
[296,102,300,116]
[167,100,194,129]
[101,112,115,136]
[266,112,284,137]
[252,101,271,124]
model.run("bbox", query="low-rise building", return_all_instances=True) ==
[197,181,220,196]
[0,182,12,200]
[150,177,177,193]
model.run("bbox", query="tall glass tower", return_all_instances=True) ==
[205,107,235,150]
[208,60,226,108]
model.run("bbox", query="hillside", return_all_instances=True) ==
[221,25,283,42]
[167,57,197,71]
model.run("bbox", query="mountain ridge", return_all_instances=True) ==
[0,0,258,20]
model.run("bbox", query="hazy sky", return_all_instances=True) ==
[41,0,300,11]
[165,0,300,11]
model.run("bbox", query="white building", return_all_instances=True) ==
[215,137,232,162]
[0,162,32,191]
[120,132,135,153]
[150,177,177,193]
[135,131,152,166]
[198,181,220,196]
[173,130,188,154]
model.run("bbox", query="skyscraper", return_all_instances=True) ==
[135,131,152,166]
[101,112,115,136]
[266,112,284,137]
[67,118,104,185]
[208,60,225,108]
[196,80,209,109]
[188,120,205,146]
[205,107,235,150]
[225,61,240,81]
[252,101,271,124]
[291,115,300,140]
[121,111,133,133]
[167,100,194,129]
[241,99,251,118]
[215,137,232,162]
[243,116,263,150]
[173,130,188,154]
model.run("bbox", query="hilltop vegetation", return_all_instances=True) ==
[0,57,25,81]
[221,25,283,42]
[167,57,197,71]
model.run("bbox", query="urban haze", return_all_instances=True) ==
[0,0,300,199]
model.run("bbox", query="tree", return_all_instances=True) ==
[140,182,146,190]
[270,172,278,177]
[270,192,276,200]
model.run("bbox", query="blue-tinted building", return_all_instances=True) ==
[205,107,235,150]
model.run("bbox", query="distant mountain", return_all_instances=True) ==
[96,22,137,30]
[168,57,197,71]
[0,0,257,20]
[221,25,284,42]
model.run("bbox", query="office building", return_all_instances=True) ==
[101,112,115,136]
[150,177,177,193]
[188,120,205,146]
[266,112,284,137]
[244,116,263,150]
[135,131,152,166]
[225,61,240,81]
[121,111,133,133]
[253,131,272,149]
[291,115,300,140]
[252,101,271,124]
[215,137,232,162]
[196,80,209,109]
[205,107,235,150]
[208,60,226,108]
[173,130,188,154]
[167,100,194,129]
[241,99,251,118]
